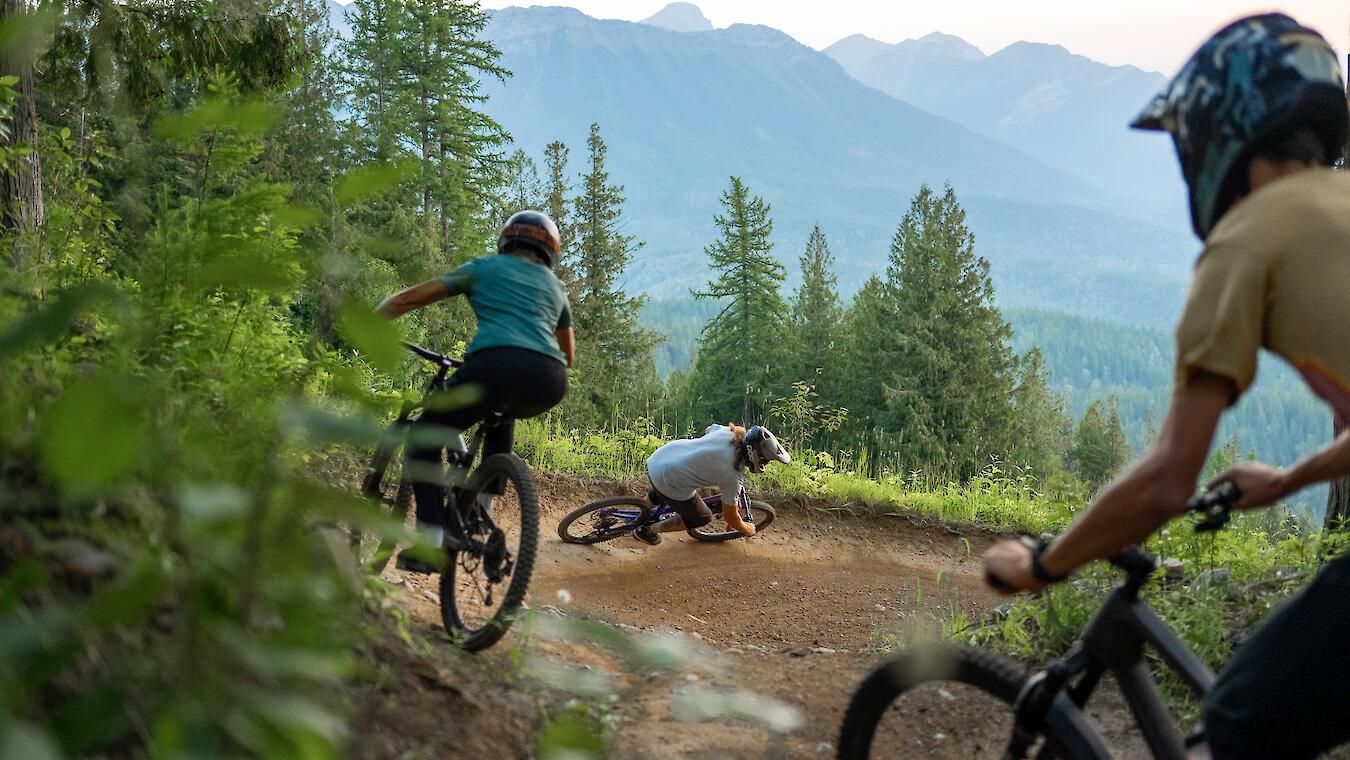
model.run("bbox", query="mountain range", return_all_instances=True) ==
[823,32,1180,203]
[325,2,1197,328]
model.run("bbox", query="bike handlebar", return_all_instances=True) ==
[987,481,1245,593]
[403,341,463,368]
[1185,480,1241,533]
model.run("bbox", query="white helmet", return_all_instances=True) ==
[744,426,790,473]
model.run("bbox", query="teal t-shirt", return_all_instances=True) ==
[440,254,571,364]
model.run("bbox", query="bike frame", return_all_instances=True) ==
[384,343,512,526]
[603,483,755,527]
[1015,547,1215,760]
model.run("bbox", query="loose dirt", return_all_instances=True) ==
[375,476,1147,759]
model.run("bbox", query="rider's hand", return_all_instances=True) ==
[1206,462,1287,510]
[983,540,1046,595]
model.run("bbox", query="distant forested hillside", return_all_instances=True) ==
[644,299,1330,510]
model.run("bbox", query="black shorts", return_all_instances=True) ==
[647,480,713,529]
[407,347,567,524]
[1203,551,1350,759]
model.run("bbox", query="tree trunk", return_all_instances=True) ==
[0,0,44,265]
[1326,419,1350,531]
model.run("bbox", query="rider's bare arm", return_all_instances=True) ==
[1212,427,1350,509]
[376,279,451,319]
[722,501,755,536]
[556,327,575,368]
[987,371,1231,591]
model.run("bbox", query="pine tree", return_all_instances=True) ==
[562,124,659,426]
[853,184,1019,480]
[543,140,575,287]
[339,0,508,274]
[838,274,893,444]
[264,0,341,200]
[685,176,790,424]
[1009,347,1073,480]
[1071,397,1131,490]
[790,224,843,391]
[496,148,542,222]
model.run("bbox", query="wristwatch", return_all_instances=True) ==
[1020,535,1069,585]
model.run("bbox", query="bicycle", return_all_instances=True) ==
[836,483,1243,759]
[556,484,776,544]
[357,342,539,652]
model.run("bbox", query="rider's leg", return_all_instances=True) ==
[651,512,686,533]
[1202,551,1350,759]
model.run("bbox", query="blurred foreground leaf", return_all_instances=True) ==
[334,161,417,209]
[336,302,401,373]
[40,376,145,496]
[0,284,120,358]
[0,722,60,760]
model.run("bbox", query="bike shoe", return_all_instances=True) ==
[396,545,447,574]
[633,525,661,546]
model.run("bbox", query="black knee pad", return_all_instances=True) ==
[685,512,713,529]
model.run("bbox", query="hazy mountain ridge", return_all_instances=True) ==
[478,5,1193,325]
[823,31,1178,203]
[640,2,714,33]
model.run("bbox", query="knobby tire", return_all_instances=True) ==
[557,496,652,544]
[687,501,776,542]
[440,453,538,652]
[836,644,1030,760]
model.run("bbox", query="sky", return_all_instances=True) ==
[468,0,1349,75]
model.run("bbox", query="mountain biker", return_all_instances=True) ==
[376,210,574,573]
[633,423,790,545]
[983,14,1349,760]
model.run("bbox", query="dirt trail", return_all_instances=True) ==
[385,476,1093,758]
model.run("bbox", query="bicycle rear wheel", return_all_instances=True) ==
[440,453,538,651]
[557,497,651,544]
[837,644,1038,759]
[687,501,775,542]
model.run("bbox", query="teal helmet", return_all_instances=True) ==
[1132,14,1348,239]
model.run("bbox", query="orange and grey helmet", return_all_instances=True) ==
[744,426,790,473]
[498,210,562,268]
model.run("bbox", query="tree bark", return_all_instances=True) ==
[1326,419,1350,531]
[0,0,44,265]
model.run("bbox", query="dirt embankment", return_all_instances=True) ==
[355,474,1078,759]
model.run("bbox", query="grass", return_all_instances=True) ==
[516,418,1082,534]
[519,417,1346,724]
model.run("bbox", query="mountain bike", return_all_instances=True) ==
[357,342,538,652]
[836,484,1242,759]
[557,484,775,544]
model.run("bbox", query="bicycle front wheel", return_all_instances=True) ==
[837,644,1034,759]
[557,497,651,544]
[687,501,775,542]
[440,453,538,652]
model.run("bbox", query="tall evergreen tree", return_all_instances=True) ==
[1009,347,1073,479]
[838,274,893,445]
[562,124,659,426]
[685,176,790,424]
[264,0,341,199]
[339,0,508,274]
[1071,397,1131,490]
[849,184,1019,479]
[542,140,574,287]
[496,148,542,222]
[790,224,843,390]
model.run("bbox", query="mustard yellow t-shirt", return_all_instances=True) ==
[1174,168,1350,422]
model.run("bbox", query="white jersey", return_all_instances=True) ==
[647,424,743,503]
